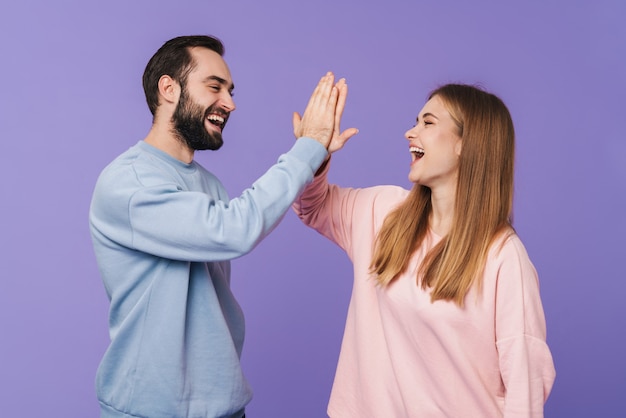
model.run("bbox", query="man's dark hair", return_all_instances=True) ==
[142,35,225,116]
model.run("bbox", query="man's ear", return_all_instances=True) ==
[158,75,180,105]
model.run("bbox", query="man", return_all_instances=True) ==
[89,35,351,418]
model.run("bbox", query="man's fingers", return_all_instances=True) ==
[292,111,302,126]
[292,112,302,138]
[301,72,335,123]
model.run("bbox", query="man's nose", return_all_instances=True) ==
[220,94,236,112]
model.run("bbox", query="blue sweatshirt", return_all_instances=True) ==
[89,138,327,418]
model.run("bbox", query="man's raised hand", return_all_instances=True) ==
[293,72,358,152]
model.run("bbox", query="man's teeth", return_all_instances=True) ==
[410,146,425,157]
[207,115,225,125]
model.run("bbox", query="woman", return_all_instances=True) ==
[293,83,556,417]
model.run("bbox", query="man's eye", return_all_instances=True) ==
[210,86,220,91]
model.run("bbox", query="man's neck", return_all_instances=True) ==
[144,125,194,164]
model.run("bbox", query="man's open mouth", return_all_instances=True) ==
[207,114,226,130]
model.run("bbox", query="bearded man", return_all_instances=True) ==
[89,35,354,418]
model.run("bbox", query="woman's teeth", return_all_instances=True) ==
[410,146,425,158]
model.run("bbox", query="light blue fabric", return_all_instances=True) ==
[89,138,327,418]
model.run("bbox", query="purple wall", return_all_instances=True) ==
[1,0,624,416]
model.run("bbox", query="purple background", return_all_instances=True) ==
[1,0,624,416]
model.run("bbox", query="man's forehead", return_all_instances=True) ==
[189,48,233,82]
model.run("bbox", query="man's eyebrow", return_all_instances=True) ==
[205,75,235,92]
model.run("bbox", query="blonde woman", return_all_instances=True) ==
[293,83,556,417]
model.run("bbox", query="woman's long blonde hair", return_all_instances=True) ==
[370,84,515,306]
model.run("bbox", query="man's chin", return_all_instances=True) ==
[190,136,223,151]
[204,141,223,151]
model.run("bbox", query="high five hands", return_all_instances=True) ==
[293,72,359,154]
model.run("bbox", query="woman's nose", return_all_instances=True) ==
[405,126,417,140]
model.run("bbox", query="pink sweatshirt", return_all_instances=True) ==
[293,165,555,418]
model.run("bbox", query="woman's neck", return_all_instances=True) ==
[429,186,456,236]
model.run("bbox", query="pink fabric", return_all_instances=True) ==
[293,166,555,418]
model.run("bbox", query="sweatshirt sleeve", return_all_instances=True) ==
[292,160,408,259]
[91,137,327,262]
[494,236,556,417]
[292,160,366,257]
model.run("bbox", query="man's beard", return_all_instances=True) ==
[171,87,225,151]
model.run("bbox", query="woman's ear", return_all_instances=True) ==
[455,137,463,157]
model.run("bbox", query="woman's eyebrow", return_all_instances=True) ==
[416,112,438,123]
